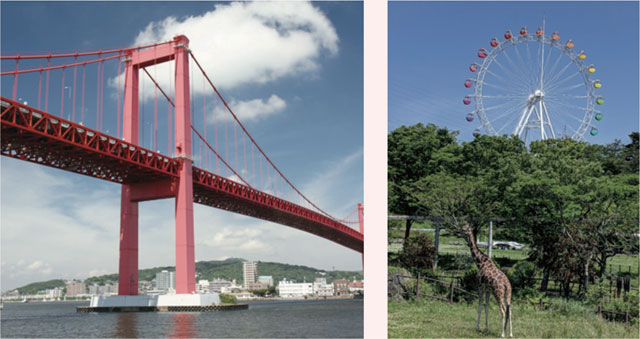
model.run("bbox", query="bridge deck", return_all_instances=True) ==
[0,98,363,252]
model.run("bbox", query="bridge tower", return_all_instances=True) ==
[119,35,195,295]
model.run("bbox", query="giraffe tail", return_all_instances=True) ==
[505,303,510,324]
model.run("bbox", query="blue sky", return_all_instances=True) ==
[390,1,639,145]
[1,1,363,291]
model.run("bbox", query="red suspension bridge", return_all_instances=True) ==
[1,35,363,295]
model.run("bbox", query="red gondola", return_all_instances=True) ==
[504,30,513,39]
[520,27,528,35]
[490,37,499,47]
[463,96,472,105]
[464,79,473,88]
[536,27,543,36]
[469,63,478,72]
[478,48,488,58]
[552,32,560,41]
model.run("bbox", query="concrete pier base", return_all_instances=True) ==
[77,294,248,312]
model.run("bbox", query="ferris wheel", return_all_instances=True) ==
[463,24,603,142]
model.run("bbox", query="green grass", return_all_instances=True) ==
[389,298,638,338]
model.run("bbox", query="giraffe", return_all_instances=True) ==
[461,224,512,338]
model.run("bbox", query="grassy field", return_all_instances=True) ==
[389,299,638,338]
[390,231,638,275]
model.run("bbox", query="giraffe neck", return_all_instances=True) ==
[466,229,489,268]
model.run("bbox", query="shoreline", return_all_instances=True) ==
[2,295,362,304]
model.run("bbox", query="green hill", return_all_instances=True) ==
[15,279,66,295]
[16,258,363,292]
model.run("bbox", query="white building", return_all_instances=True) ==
[313,278,334,297]
[156,270,176,291]
[45,288,63,299]
[209,278,232,293]
[243,261,258,289]
[258,275,274,287]
[88,283,119,296]
[196,280,210,294]
[277,279,313,298]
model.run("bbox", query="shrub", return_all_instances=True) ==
[399,233,436,275]
[219,293,237,304]
[459,266,479,294]
[507,261,538,296]
[585,278,609,306]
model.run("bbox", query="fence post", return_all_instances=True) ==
[416,272,420,299]
[539,297,543,311]
[597,305,601,316]
[625,311,629,324]
[434,222,440,270]
[449,281,454,303]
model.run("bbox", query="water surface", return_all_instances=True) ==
[0,299,363,338]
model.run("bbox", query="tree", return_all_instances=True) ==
[388,123,459,241]
[502,138,603,291]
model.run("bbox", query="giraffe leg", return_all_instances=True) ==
[499,301,506,338]
[507,302,512,338]
[484,289,490,331]
[476,285,483,331]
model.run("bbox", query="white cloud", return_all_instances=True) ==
[125,1,338,94]
[26,261,45,271]
[224,95,287,122]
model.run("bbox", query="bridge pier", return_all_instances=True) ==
[173,35,196,294]
[118,185,139,295]
[117,35,195,295]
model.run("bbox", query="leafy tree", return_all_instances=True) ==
[249,289,268,297]
[218,293,237,304]
[388,123,459,241]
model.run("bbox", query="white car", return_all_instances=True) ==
[477,241,525,250]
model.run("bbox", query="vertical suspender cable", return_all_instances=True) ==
[214,93,219,173]
[81,64,86,124]
[234,120,238,175]
[12,57,18,101]
[224,102,229,177]
[45,57,50,112]
[154,49,158,150]
[141,68,145,147]
[251,143,255,187]
[38,70,42,109]
[117,58,122,139]
[72,56,77,122]
[203,75,207,170]
[60,66,66,116]
[100,60,104,131]
[259,154,263,190]
[96,61,101,129]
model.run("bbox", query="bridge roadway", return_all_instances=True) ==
[0,97,363,252]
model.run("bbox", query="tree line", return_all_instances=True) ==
[389,123,638,295]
